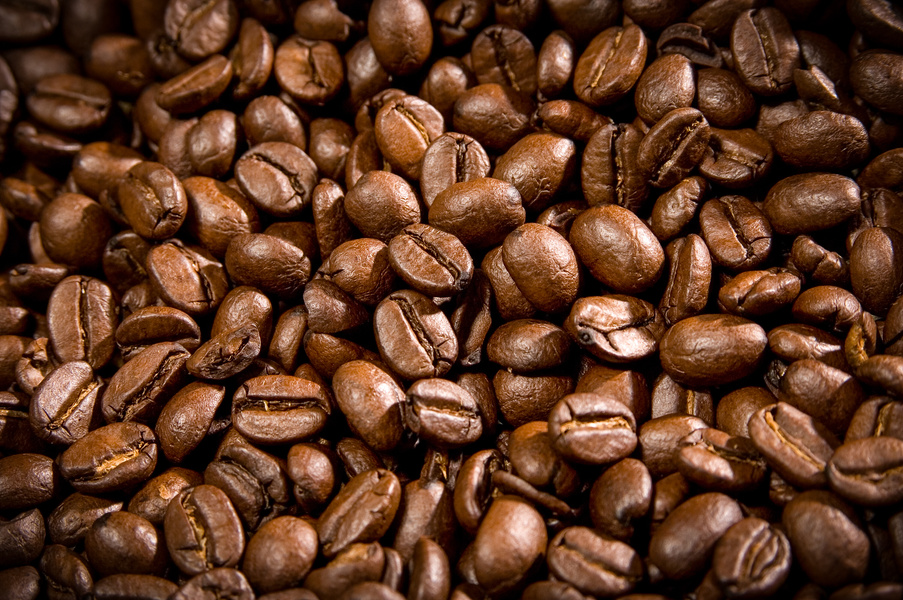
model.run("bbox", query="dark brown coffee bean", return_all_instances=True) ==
[172,568,254,600]
[676,427,767,492]
[539,99,611,143]
[649,176,707,241]
[570,205,665,294]
[118,161,187,241]
[792,285,862,333]
[573,25,648,107]
[318,468,401,557]
[242,95,308,149]
[374,94,444,180]
[470,24,537,96]
[698,127,774,189]
[774,111,870,170]
[850,227,903,316]
[718,268,801,317]
[230,17,274,101]
[846,397,903,441]
[368,0,432,76]
[547,526,643,597]
[156,54,233,114]
[232,375,331,445]
[30,360,102,445]
[128,468,202,526]
[566,295,665,363]
[0,0,59,44]
[850,50,903,116]
[344,170,422,243]
[47,493,122,547]
[430,178,526,249]
[748,402,840,489]
[101,341,189,424]
[699,195,772,271]
[405,378,482,448]
[716,386,775,438]
[388,223,473,297]
[85,511,168,577]
[589,458,652,542]
[27,74,111,135]
[782,490,870,588]
[637,107,711,189]
[0,509,45,568]
[40,544,94,600]
[452,83,535,152]
[827,437,903,507]
[146,240,229,316]
[536,29,575,98]
[661,314,767,387]
[509,420,579,496]
[47,275,117,369]
[638,414,708,478]
[373,289,458,380]
[225,233,311,301]
[242,516,317,594]
[697,67,756,128]
[187,324,261,380]
[635,53,696,125]
[181,178,258,258]
[58,422,157,494]
[501,223,579,313]
[274,36,344,106]
[164,0,238,61]
[487,319,571,373]
[40,193,113,269]
[712,517,791,598]
[332,360,406,451]
[115,306,200,360]
[472,495,546,596]
[548,392,637,465]
[93,574,178,600]
[649,492,743,580]
[71,141,144,200]
[494,132,576,213]
[659,234,711,326]
[730,7,800,96]
[763,173,861,235]
[165,484,245,576]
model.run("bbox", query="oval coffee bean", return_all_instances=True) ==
[405,378,482,448]
[317,468,401,557]
[660,314,767,387]
[58,422,157,494]
[547,526,643,597]
[232,375,332,445]
[164,484,245,576]
[548,392,637,465]
[387,223,473,297]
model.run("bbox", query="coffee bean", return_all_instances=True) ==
[547,526,643,597]
[573,25,648,107]
[164,484,245,576]
[58,422,157,494]
[548,392,638,465]
[712,517,791,597]
[332,360,406,451]
[318,468,401,557]
[232,375,332,445]
[368,0,432,76]
[566,295,665,363]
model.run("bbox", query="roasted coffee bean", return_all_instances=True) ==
[242,516,318,594]
[344,170,422,243]
[118,161,187,240]
[30,360,103,445]
[638,414,709,478]
[40,544,94,600]
[47,493,122,547]
[164,484,245,576]
[850,50,903,117]
[698,127,774,189]
[318,469,401,557]
[124,469,201,529]
[373,289,458,380]
[232,375,331,445]
[234,142,317,218]
[93,574,179,600]
[539,100,611,143]
[588,458,652,542]
[792,285,862,333]
[845,396,903,441]
[116,306,201,360]
[548,392,637,465]
[430,178,526,249]
[581,123,647,212]
[172,568,255,600]
[40,193,113,269]
[164,0,238,61]
[637,108,711,189]
[764,173,861,236]
[649,492,743,580]
[0,508,45,568]
[58,422,156,494]
[452,83,535,152]
[472,495,546,595]
[487,319,571,372]
[660,314,767,387]
[774,111,870,170]
[827,437,903,507]
[46,275,117,369]
[676,427,767,492]
[225,233,311,301]
[730,8,800,96]
[388,223,473,297]
[155,54,233,114]
[85,511,168,577]
[332,360,406,451]
[570,205,665,293]
[101,342,189,424]
[748,402,840,489]
[783,491,870,588]
[146,240,229,316]
[509,420,579,496]
[566,295,665,363]
[573,25,648,107]
[712,517,791,598]
[27,74,111,135]
[494,132,576,213]
[230,17,273,101]
[718,268,801,317]
[375,94,444,180]
[649,176,707,241]
[406,378,482,448]
[547,526,643,597]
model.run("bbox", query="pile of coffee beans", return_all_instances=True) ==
[1,0,903,598]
